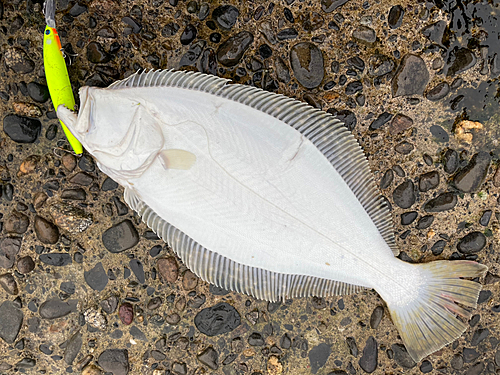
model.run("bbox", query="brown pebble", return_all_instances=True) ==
[17,155,40,177]
[165,312,181,325]
[12,102,42,117]
[33,192,48,209]
[81,364,102,375]
[118,303,134,325]
[49,202,93,233]
[157,256,179,283]
[389,113,413,135]
[5,211,30,234]
[69,172,94,186]
[147,297,162,310]
[493,165,500,188]
[182,270,198,290]
[0,273,19,295]
[61,153,77,172]
[175,296,186,312]
[17,255,35,273]
[34,215,60,244]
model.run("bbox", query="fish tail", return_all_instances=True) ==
[387,260,487,363]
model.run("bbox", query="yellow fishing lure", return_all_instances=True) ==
[43,0,83,154]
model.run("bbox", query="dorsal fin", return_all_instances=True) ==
[111,69,397,255]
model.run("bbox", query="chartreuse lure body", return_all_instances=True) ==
[57,70,487,363]
[43,0,82,154]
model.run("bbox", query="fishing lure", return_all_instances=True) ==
[43,0,83,154]
[57,69,487,362]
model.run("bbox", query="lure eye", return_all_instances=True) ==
[45,29,50,35]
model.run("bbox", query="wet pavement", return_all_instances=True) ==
[0,0,499,374]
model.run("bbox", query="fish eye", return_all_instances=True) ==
[45,29,50,35]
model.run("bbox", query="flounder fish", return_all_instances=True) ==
[58,70,487,362]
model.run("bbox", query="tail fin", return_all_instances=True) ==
[388,260,487,363]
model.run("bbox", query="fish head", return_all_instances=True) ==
[57,86,164,184]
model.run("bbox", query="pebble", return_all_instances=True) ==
[194,302,241,336]
[15,358,36,369]
[309,343,331,374]
[101,177,118,191]
[389,114,413,135]
[0,301,23,344]
[101,296,118,314]
[12,102,42,117]
[78,155,95,173]
[391,344,416,368]
[157,256,179,283]
[69,172,94,186]
[388,5,404,29]
[471,328,489,346]
[180,24,197,45]
[64,331,83,365]
[130,326,147,341]
[447,48,477,76]
[3,115,41,143]
[217,31,254,67]
[119,303,134,325]
[34,216,59,244]
[419,171,439,192]
[463,348,480,363]
[467,362,484,375]
[17,255,35,273]
[49,202,93,233]
[18,155,40,177]
[352,26,376,44]
[479,210,492,226]
[275,57,291,83]
[457,232,486,254]
[453,152,491,193]
[289,42,324,89]
[102,220,139,253]
[328,109,357,131]
[426,82,450,101]
[0,273,18,295]
[172,362,187,375]
[5,211,30,234]
[303,12,324,31]
[129,259,145,283]
[197,346,219,370]
[97,349,129,375]
[369,306,384,329]
[392,180,416,209]
[451,354,464,369]
[165,312,181,325]
[0,237,22,269]
[4,48,35,73]
[367,54,395,77]
[321,0,350,13]
[61,188,87,200]
[359,336,377,373]
[61,153,77,172]
[182,270,198,290]
[27,82,49,103]
[369,112,393,130]
[39,299,77,319]
[420,360,433,373]
[392,54,429,97]
[212,5,239,30]
[39,253,72,267]
[87,42,112,64]
[346,337,358,357]
[401,211,417,225]
[248,332,265,346]
[421,20,447,45]
[423,192,457,212]
[416,215,434,229]
[443,149,459,173]
[147,297,162,310]
[429,125,449,142]
[345,81,363,95]
[84,262,108,291]
[394,141,414,155]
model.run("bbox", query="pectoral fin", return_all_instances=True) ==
[159,149,196,170]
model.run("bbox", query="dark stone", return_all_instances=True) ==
[426,82,450,101]
[451,354,464,369]
[4,48,35,74]
[419,171,439,192]
[463,348,480,363]
[457,232,486,254]
[429,125,449,142]
[327,109,357,131]
[389,114,413,135]
[453,152,491,193]
[39,253,72,267]
[122,16,141,34]
[194,302,241,336]
[467,362,484,375]
[129,326,147,341]
[309,343,331,374]
[98,349,129,375]
[15,358,36,369]
[391,344,416,368]
[69,3,87,17]
[394,141,414,155]
[471,328,489,346]
[212,5,239,30]
[69,172,93,186]
[197,346,218,370]
[380,170,393,190]
[78,155,95,172]
[102,220,139,253]
[3,115,41,143]
[370,306,384,329]
[34,216,59,244]
[180,40,206,67]
[352,26,376,44]
[5,211,29,234]
[217,31,254,67]
[346,337,358,357]
[277,28,299,41]
[423,192,457,212]
[64,331,82,365]
[180,24,197,45]
[369,112,393,130]
[112,196,128,216]
[0,237,22,269]
[431,240,446,256]
[321,0,350,13]
[17,255,35,273]
[479,210,492,226]
[345,81,363,95]
[27,82,49,103]
[86,42,112,64]
[447,48,477,77]
[172,362,187,375]
[39,299,77,319]
[101,295,119,314]
[289,42,324,89]
[84,262,108,291]
[0,273,18,295]
[401,211,417,225]
[101,177,118,191]
[392,54,429,97]
[129,259,145,284]
[443,149,459,174]
[367,54,395,77]
[161,22,180,37]
[421,21,447,45]
[0,301,23,343]
[392,180,415,209]
[61,188,86,200]
[388,5,404,29]
[248,332,265,346]
[420,360,433,373]
[415,215,434,229]
[359,336,377,373]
